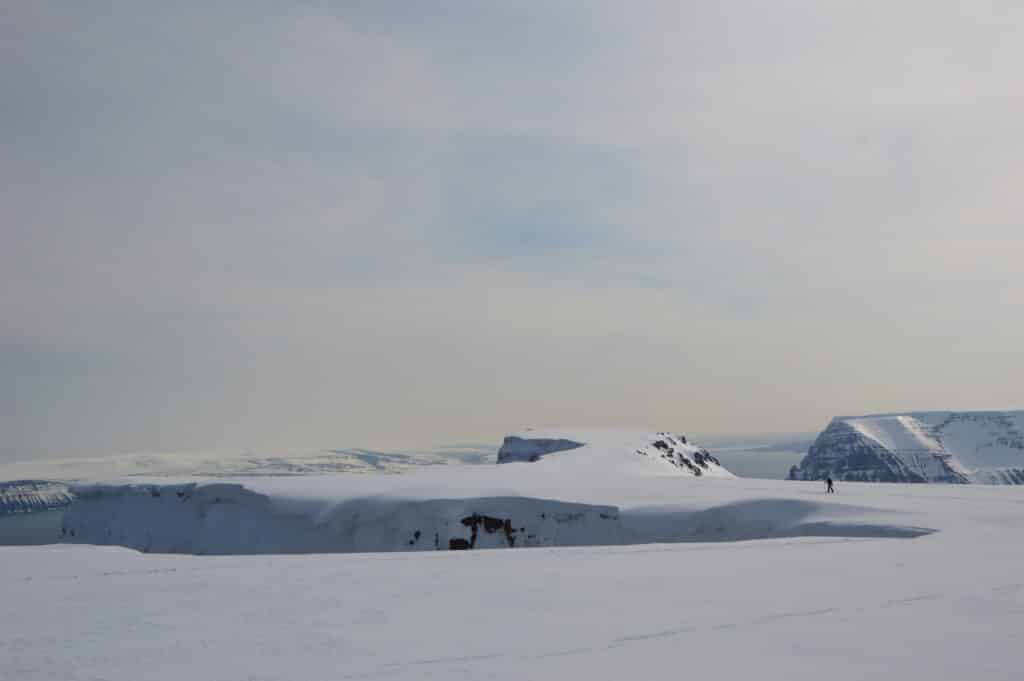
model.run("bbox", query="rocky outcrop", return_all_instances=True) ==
[636,433,726,477]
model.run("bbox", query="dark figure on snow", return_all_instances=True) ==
[825,477,835,494]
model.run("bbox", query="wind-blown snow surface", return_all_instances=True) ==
[791,411,1024,483]
[6,480,1024,681]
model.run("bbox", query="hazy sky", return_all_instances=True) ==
[3,1,1023,460]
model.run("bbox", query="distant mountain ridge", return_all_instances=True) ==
[498,430,733,478]
[0,481,73,515]
[790,411,1024,484]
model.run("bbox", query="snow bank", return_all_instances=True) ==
[7,475,1015,681]
[63,482,622,554]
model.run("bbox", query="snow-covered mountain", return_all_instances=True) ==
[498,429,732,478]
[790,411,1024,484]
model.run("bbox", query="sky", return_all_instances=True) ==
[2,1,1023,461]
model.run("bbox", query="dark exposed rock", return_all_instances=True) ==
[449,538,471,550]
[496,437,584,464]
[635,434,727,477]
[454,513,520,549]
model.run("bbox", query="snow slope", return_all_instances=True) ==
[5,479,1023,681]
[57,430,935,555]
[790,411,1024,483]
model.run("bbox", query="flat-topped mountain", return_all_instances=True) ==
[790,411,1024,484]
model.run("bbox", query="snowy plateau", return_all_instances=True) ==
[4,427,1024,681]
[791,410,1024,483]
[58,430,739,554]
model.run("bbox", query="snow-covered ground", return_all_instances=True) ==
[6,478,1024,680]
[5,429,1024,679]
[0,480,73,514]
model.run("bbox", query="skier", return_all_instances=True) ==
[825,476,835,494]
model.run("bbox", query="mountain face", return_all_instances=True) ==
[790,411,1024,484]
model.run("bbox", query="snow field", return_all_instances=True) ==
[6,479,1024,680]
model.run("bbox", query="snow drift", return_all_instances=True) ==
[59,429,932,554]
[63,482,622,554]
[791,411,1024,483]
